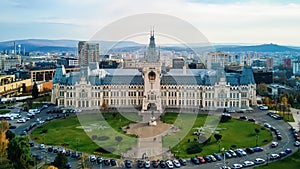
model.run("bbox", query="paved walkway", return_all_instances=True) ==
[288,108,300,130]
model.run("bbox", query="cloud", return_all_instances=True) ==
[0,0,299,45]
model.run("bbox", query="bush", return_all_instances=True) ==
[41,129,48,134]
[0,110,10,114]
[186,143,203,154]
[92,135,98,140]
[220,115,232,123]
[97,136,109,141]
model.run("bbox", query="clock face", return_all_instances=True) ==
[148,71,156,81]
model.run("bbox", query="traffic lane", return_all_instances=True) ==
[13,105,57,135]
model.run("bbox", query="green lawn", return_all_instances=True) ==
[0,109,11,114]
[31,112,141,158]
[161,113,273,157]
[255,149,300,169]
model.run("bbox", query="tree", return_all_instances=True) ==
[214,134,222,152]
[32,82,39,99]
[47,166,58,169]
[53,152,68,169]
[255,128,260,146]
[263,97,270,107]
[5,130,15,141]
[7,136,32,169]
[0,120,9,163]
[257,83,268,96]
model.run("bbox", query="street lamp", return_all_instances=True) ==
[221,148,227,168]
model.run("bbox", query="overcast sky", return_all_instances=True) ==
[1,0,300,45]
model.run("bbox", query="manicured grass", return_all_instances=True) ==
[31,112,140,158]
[161,113,273,158]
[0,109,11,114]
[255,150,300,169]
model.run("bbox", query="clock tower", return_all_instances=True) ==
[142,31,162,113]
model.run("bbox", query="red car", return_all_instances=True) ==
[196,156,206,163]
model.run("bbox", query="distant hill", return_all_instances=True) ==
[0,39,299,53]
[215,43,300,52]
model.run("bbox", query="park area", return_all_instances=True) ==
[31,112,272,158]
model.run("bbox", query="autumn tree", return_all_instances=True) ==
[47,166,58,169]
[0,120,9,163]
[262,97,270,107]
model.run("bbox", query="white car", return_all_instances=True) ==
[39,144,45,149]
[232,163,243,169]
[236,149,247,156]
[172,159,181,168]
[17,118,26,123]
[89,155,96,162]
[270,154,280,160]
[264,123,271,128]
[295,141,300,147]
[243,161,255,167]
[166,160,174,169]
[271,141,278,148]
[144,160,151,168]
[254,158,265,164]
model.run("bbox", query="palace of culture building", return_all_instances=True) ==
[51,32,257,111]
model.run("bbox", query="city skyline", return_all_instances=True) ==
[1,0,300,45]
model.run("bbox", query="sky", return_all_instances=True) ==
[0,0,300,45]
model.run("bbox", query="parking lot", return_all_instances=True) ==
[4,103,300,169]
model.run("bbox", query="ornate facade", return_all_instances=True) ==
[51,33,257,111]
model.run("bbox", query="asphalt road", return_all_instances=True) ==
[8,105,299,169]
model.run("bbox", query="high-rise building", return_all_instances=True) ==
[78,41,99,66]
[283,58,291,69]
[172,58,185,69]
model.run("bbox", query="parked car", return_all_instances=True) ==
[29,141,34,147]
[232,163,243,169]
[269,154,280,160]
[248,118,256,122]
[110,159,117,166]
[17,118,26,123]
[243,161,255,167]
[166,160,174,168]
[196,156,206,163]
[178,158,187,166]
[239,116,247,120]
[222,152,232,158]
[36,155,44,160]
[47,146,53,152]
[103,159,110,166]
[264,123,271,128]
[294,141,300,147]
[89,155,96,162]
[253,147,264,152]
[144,160,151,169]
[271,142,278,148]
[245,147,255,154]
[285,148,292,154]
[39,144,45,149]
[172,159,181,168]
[65,162,72,169]
[96,157,102,164]
[254,158,265,164]
[279,151,287,157]
[152,160,159,168]
[159,160,167,168]
[190,157,200,165]
[203,155,212,163]
[125,160,132,168]
[228,150,237,157]
[236,149,247,156]
[213,153,222,160]
[137,160,144,168]
[209,155,217,162]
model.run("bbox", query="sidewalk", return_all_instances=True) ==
[288,108,300,131]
